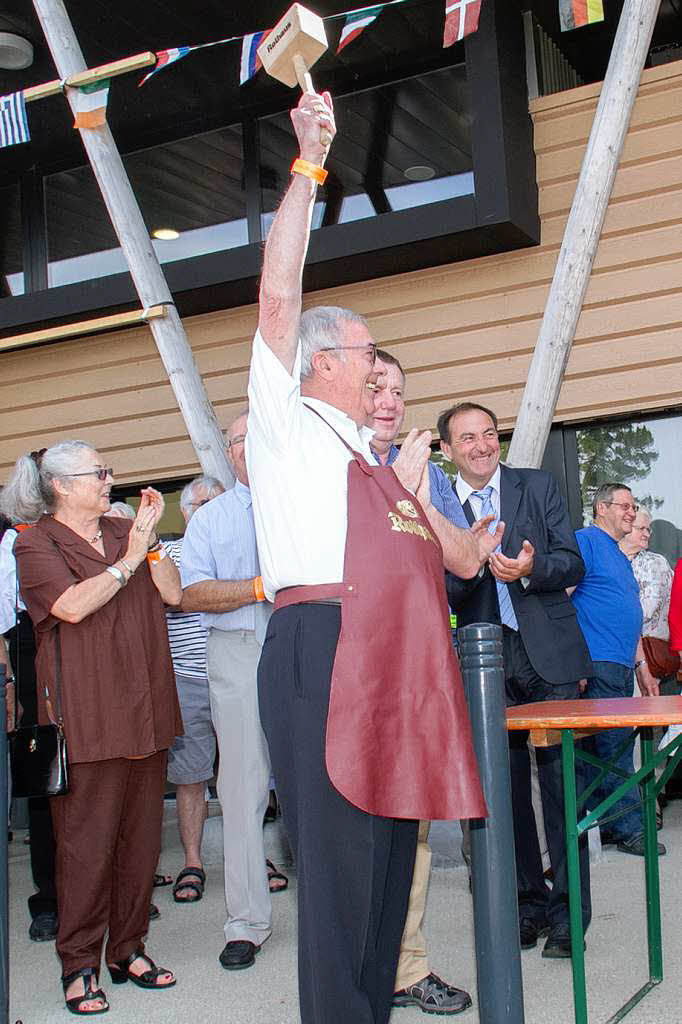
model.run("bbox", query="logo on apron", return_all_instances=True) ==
[396,499,419,519]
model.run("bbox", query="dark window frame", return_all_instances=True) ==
[0,0,538,336]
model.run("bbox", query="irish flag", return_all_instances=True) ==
[337,8,382,53]
[70,79,110,130]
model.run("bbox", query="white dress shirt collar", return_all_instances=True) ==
[455,464,502,508]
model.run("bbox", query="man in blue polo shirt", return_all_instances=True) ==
[571,482,665,857]
[370,348,472,1017]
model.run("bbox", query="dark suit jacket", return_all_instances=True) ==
[446,464,593,685]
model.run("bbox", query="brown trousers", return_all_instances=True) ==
[50,751,166,976]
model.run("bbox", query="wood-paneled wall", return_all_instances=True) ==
[2,61,682,486]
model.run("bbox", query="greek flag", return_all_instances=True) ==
[0,91,30,148]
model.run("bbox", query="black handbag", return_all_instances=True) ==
[9,623,68,798]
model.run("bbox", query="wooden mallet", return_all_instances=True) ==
[257,3,331,144]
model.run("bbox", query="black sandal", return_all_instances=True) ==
[172,866,205,903]
[108,949,175,989]
[153,872,173,887]
[266,859,288,893]
[62,968,109,1016]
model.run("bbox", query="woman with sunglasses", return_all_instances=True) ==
[1,440,182,1016]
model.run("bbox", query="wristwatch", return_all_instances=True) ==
[634,659,646,671]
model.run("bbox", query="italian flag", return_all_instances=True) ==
[71,79,110,130]
[337,8,382,53]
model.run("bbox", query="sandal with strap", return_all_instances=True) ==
[62,968,109,1016]
[108,949,176,990]
[266,858,288,893]
[172,866,205,903]
[153,872,173,888]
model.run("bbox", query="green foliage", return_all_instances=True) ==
[577,423,661,519]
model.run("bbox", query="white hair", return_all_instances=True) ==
[299,306,369,378]
[0,440,96,523]
[108,501,136,520]
[179,475,225,516]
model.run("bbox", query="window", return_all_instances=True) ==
[44,125,247,289]
[576,413,682,566]
[259,64,472,234]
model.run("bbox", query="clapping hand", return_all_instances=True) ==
[393,429,432,496]
[471,516,505,565]
[489,540,534,582]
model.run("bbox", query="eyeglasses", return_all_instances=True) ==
[318,343,378,362]
[225,435,246,450]
[63,468,113,481]
[605,501,639,513]
[632,524,651,533]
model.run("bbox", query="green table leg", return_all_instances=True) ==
[640,727,663,983]
[562,729,588,1024]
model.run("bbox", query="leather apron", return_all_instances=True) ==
[276,414,487,821]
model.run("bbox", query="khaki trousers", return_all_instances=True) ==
[394,819,432,989]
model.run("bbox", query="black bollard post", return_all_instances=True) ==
[459,623,525,1024]
[0,664,7,1024]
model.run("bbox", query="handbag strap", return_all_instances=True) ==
[44,623,63,728]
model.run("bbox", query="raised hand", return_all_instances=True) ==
[489,539,534,582]
[290,90,336,165]
[393,428,432,494]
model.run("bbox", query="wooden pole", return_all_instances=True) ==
[32,0,234,487]
[507,0,661,470]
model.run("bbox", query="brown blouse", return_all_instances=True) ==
[15,515,182,765]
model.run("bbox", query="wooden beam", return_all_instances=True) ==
[66,51,156,88]
[507,0,661,470]
[33,0,233,488]
[0,305,168,353]
[22,51,156,105]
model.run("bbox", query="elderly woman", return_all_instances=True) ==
[620,509,676,684]
[2,441,182,1016]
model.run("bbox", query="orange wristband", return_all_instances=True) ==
[291,158,328,185]
[146,546,167,565]
[253,576,266,602]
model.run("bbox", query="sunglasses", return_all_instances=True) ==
[63,468,113,481]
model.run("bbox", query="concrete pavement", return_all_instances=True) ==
[9,799,682,1023]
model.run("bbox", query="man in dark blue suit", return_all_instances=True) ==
[442,402,593,959]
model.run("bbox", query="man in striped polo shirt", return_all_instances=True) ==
[164,475,225,903]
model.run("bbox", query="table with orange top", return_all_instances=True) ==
[506,696,682,1024]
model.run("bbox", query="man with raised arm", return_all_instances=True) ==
[246,90,500,1024]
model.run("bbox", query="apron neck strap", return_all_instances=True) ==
[303,403,372,471]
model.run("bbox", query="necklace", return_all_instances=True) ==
[90,529,103,544]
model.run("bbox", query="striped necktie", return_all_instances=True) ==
[471,485,518,631]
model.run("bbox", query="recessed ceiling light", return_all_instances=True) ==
[404,165,435,182]
[0,32,33,70]
[152,228,179,241]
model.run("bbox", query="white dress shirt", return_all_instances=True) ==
[246,329,376,601]
[0,528,26,634]
[455,465,502,521]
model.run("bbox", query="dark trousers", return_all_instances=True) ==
[50,751,165,976]
[581,661,642,841]
[503,627,591,930]
[8,614,58,919]
[258,605,418,1024]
